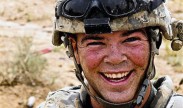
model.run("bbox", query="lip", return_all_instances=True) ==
[99,70,134,86]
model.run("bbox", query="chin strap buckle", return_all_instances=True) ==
[136,79,150,105]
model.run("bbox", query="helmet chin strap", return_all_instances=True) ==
[64,28,160,108]
[146,28,162,80]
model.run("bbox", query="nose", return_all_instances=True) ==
[104,45,127,65]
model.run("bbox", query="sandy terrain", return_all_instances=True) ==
[0,0,182,108]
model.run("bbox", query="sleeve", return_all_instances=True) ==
[36,86,83,108]
[166,94,183,108]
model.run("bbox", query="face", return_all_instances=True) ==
[72,29,150,103]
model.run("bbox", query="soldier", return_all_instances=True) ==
[39,0,183,108]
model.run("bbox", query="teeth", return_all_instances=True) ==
[117,73,121,78]
[112,74,116,78]
[124,72,127,76]
[104,72,129,79]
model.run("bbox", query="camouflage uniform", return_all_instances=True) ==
[38,76,183,108]
[38,1,183,108]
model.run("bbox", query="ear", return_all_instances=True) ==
[69,37,80,64]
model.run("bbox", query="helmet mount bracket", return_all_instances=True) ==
[84,18,112,34]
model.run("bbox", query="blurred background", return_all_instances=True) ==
[0,0,182,108]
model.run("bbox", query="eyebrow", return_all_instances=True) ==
[122,29,146,37]
[81,29,146,43]
[81,35,104,44]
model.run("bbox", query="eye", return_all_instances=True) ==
[123,37,140,43]
[87,42,105,46]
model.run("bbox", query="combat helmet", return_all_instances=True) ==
[52,0,183,107]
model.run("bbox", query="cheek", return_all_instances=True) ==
[79,49,104,70]
[127,45,149,67]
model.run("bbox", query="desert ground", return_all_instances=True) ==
[0,0,182,108]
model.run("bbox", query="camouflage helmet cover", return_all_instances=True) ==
[52,0,183,50]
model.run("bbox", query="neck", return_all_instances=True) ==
[90,84,152,108]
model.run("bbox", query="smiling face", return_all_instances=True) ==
[72,29,150,103]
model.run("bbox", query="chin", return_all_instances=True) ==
[101,91,135,103]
